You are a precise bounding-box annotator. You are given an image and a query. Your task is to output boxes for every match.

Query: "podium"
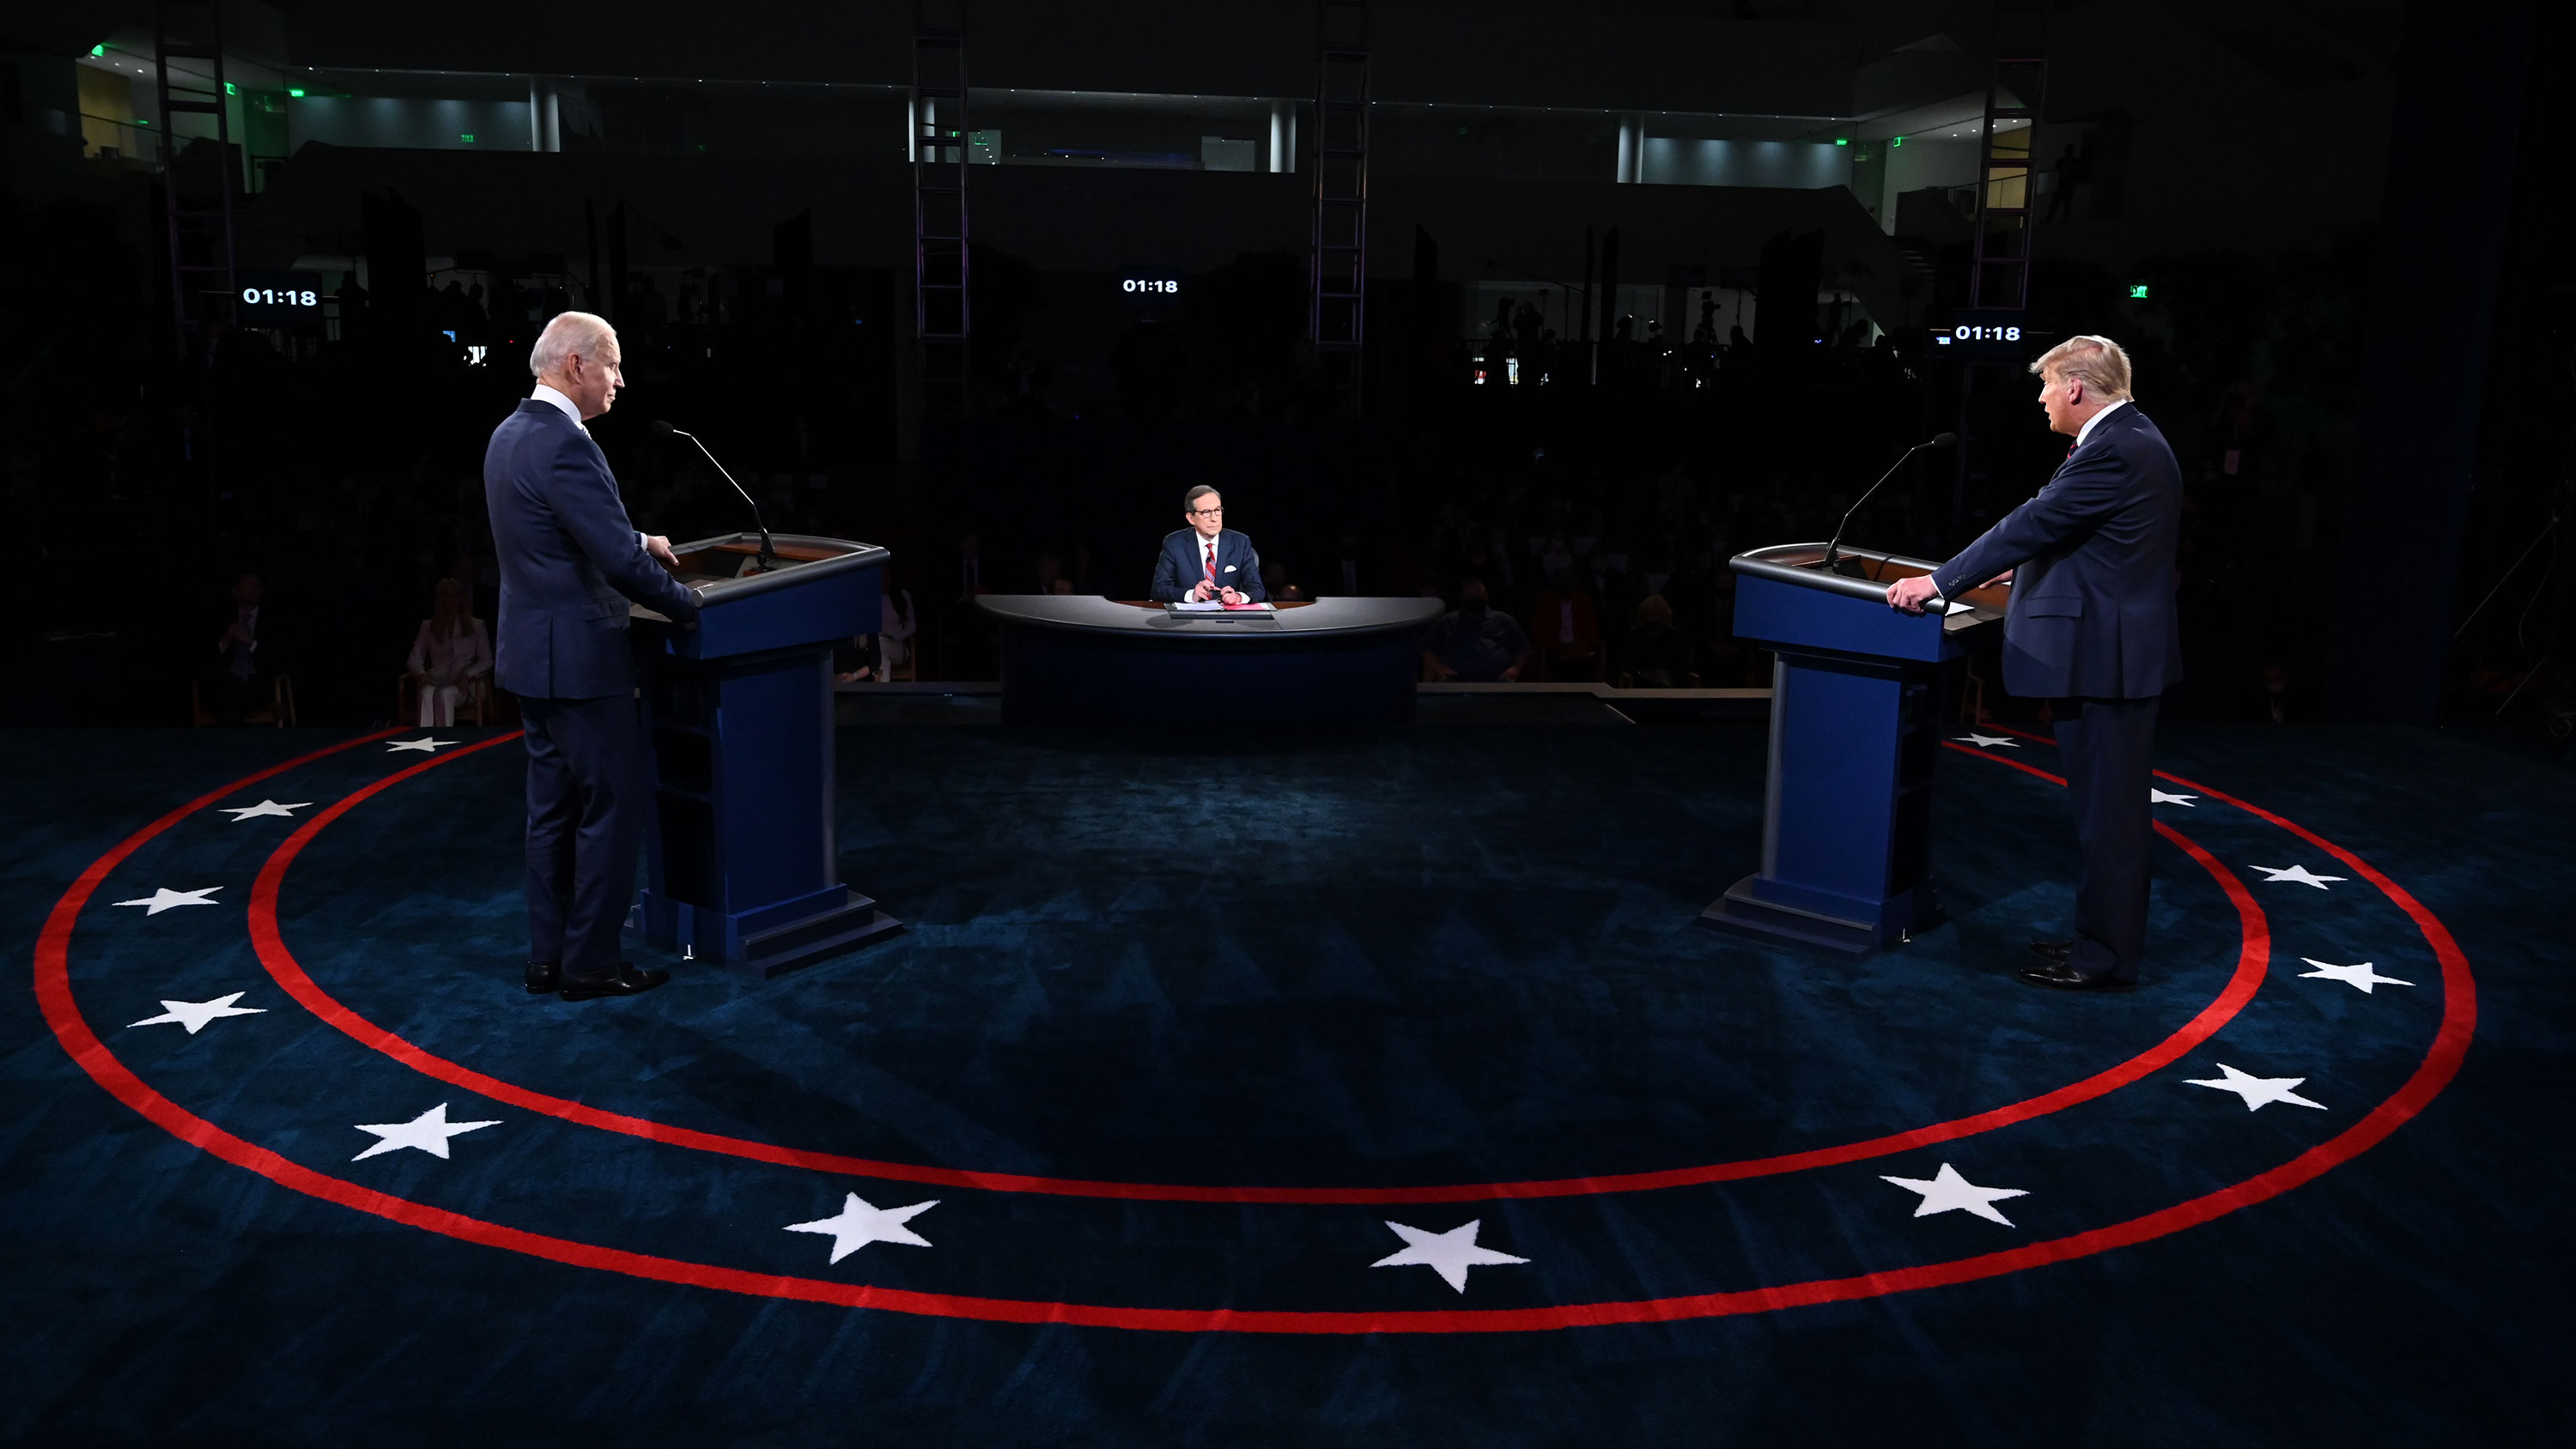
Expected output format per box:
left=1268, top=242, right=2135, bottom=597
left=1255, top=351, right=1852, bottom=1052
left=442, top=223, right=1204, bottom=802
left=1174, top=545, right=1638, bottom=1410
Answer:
left=1702, top=543, right=2005, bottom=955
left=627, top=532, right=902, bottom=978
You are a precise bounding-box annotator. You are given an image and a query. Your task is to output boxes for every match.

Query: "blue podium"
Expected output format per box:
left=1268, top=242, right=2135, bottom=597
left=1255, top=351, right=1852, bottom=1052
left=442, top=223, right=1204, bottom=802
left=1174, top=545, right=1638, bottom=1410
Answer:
left=628, top=532, right=902, bottom=979
left=1702, top=543, right=2005, bottom=955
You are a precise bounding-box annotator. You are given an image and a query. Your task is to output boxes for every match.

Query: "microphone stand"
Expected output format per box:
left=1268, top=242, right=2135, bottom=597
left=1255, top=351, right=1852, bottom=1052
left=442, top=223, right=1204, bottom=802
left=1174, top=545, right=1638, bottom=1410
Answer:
left=1821, top=433, right=1955, bottom=577
left=662, top=425, right=777, bottom=572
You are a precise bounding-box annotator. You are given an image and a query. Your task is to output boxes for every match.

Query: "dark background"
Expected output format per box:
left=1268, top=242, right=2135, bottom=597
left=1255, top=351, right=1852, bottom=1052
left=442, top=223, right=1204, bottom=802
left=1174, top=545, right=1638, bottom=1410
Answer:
left=1, top=0, right=2567, bottom=737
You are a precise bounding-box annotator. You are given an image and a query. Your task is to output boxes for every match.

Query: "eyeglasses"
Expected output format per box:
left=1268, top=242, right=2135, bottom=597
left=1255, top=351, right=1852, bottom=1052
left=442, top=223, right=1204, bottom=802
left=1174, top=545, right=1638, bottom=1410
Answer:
left=1190, top=506, right=1224, bottom=516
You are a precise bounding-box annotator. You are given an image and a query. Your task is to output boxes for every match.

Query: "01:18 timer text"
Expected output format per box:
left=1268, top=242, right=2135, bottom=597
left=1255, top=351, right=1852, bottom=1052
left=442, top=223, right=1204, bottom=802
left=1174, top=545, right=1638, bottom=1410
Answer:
left=241, top=288, right=319, bottom=306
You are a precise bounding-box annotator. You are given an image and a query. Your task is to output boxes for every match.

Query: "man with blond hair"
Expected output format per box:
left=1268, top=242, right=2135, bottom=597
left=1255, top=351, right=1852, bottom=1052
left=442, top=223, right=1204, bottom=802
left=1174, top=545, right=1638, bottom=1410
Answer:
left=487, top=311, right=702, bottom=1003
left=1886, top=335, right=2183, bottom=991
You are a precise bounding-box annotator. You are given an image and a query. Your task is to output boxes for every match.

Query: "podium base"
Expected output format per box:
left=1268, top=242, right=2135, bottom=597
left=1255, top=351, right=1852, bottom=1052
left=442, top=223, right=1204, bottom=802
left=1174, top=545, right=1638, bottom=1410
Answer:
left=631, top=888, right=903, bottom=980
left=1698, top=876, right=1915, bottom=956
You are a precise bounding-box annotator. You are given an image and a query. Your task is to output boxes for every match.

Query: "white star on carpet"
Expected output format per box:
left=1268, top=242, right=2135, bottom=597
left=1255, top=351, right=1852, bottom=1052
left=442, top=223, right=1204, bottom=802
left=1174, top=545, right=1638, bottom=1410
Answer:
left=784, top=1193, right=938, bottom=1263
left=386, top=737, right=458, bottom=754
left=112, top=887, right=222, bottom=915
left=2185, top=1063, right=2327, bottom=1112
left=2251, top=864, right=2345, bottom=890
left=350, top=1102, right=501, bottom=1161
left=1371, top=1219, right=1529, bottom=1292
left=1880, top=1163, right=2028, bottom=1227
left=221, top=799, right=311, bottom=822
left=128, top=992, right=265, bottom=1034
left=2299, top=958, right=2412, bottom=994
left=1955, top=732, right=2019, bottom=749
left=2151, top=789, right=2198, bottom=805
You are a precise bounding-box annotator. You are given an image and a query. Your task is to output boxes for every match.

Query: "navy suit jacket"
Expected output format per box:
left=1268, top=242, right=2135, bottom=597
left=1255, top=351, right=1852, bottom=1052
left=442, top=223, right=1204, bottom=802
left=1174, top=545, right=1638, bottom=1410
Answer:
left=484, top=400, right=701, bottom=700
left=1929, top=403, right=2184, bottom=700
left=1150, top=528, right=1267, bottom=603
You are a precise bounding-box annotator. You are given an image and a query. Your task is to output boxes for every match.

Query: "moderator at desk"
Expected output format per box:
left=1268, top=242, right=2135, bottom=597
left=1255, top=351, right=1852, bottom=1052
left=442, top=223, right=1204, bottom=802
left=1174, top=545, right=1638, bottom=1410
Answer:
left=976, top=595, right=1445, bottom=725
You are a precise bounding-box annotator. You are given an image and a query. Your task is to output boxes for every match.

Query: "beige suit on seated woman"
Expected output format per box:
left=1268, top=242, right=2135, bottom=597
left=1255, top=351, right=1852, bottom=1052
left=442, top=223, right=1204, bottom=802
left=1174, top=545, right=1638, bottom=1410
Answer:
left=408, top=577, right=493, bottom=726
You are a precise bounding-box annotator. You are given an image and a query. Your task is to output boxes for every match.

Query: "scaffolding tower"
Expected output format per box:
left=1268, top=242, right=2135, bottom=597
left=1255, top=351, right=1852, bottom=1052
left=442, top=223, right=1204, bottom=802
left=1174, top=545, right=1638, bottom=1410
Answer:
left=912, top=2, right=970, bottom=418
left=1309, top=0, right=1369, bottom=412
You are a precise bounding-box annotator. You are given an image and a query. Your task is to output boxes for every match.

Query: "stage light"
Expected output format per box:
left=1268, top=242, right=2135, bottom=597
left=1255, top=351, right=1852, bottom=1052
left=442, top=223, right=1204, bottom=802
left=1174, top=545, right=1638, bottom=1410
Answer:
left=1834, top=137, right=1848, bottom=145
left=289, top=88, right=304, bottom=97
left=460, top=133, right=476, bottom=142
left=90, top=44, right=105, bottom=57
left=1891, top=136, right=1903, bottom=147
left=2128, top=283, right=2150, bottom=299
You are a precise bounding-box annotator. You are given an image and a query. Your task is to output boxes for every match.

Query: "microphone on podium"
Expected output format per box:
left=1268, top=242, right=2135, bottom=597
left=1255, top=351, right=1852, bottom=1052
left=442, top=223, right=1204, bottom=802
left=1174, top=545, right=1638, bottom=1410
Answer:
left=1820, top=432, right=1957, bottom=576
left=653, top=421, right=778, bottom=572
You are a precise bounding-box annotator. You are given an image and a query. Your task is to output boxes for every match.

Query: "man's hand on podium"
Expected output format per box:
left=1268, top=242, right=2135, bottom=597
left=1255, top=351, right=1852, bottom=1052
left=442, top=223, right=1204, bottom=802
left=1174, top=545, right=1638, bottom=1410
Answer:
left=646, top=535, right=680, bottom=571
left=1218, top=585, right=1244, bottom=605
left=1886, top=574, right=1942, bottom=614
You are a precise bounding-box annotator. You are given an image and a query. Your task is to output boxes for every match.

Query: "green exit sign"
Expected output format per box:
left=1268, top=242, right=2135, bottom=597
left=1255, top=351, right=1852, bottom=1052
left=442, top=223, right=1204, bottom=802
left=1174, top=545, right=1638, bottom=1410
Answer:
left=2127, top=282, right=2150, bottom=300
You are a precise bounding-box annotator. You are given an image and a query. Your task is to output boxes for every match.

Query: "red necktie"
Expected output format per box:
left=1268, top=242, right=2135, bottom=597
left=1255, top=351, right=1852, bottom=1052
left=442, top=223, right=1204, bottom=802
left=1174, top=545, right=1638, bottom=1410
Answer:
left=1204, top=540, right=1217, bottom=587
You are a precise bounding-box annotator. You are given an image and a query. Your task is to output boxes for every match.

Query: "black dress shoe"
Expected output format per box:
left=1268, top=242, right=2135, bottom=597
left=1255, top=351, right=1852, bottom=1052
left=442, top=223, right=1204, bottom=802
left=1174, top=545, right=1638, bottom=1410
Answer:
left=2026, top=939, right=2073, bottom=965
left=2016, top=959, right=2136, bottom=992
left=525, top=961, right=561, bottom=995
left=560, top=963, right=671, bottom=1002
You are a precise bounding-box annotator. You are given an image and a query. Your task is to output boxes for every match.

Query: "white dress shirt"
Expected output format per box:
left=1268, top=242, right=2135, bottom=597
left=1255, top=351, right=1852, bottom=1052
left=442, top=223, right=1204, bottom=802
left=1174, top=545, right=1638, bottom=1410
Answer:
left=531, top=383, right=588, bottom=433
left=2074, top=397, right=2129, bottom=451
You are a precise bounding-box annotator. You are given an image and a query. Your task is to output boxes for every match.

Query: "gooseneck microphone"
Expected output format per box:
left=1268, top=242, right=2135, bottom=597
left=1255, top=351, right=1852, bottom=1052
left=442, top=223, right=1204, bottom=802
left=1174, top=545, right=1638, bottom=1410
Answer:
left=653, top=421, right=776, bottom=573
left=1820, top=431, right=1958, bottom=576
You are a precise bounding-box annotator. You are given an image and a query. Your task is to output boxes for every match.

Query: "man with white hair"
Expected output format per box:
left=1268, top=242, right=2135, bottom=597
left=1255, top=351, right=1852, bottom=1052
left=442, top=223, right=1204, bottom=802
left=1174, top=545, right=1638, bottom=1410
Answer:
left=486, top=311, right=702, bottom=1003
left=1886, top=335, right=2183, bottom=991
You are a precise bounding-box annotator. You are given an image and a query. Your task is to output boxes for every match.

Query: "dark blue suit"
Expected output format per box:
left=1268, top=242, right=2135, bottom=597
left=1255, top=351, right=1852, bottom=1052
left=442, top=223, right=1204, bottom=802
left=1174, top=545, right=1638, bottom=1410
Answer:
left=1150, top=528, right=1266, bottom=603
left=485, top=398, right=701, bottom=979
left=1930, top=403, right=2183, bottom=980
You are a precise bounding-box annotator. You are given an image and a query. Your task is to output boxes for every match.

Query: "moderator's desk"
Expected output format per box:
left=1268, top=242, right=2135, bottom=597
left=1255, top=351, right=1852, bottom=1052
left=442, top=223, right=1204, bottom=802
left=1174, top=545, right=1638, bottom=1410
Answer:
left=975, top=595, right=1445, bottom=725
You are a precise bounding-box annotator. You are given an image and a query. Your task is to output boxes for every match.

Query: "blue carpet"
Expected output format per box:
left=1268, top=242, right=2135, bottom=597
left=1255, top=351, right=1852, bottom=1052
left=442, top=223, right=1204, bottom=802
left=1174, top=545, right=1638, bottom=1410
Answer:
left=0, top=717, right=2565, bottom=1446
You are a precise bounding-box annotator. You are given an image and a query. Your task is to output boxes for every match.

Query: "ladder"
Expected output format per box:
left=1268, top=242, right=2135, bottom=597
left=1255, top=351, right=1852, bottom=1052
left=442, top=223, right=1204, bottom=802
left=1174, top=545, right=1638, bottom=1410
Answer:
left=1309, top=0, right=1369, bottom=411
left=1966, top=2, right=2048, bottom=311
left=912, top=2, right=970, bottom=418
left=1950, top=0, right=2050, bottom=543
left=154, top=0, right=237, bottom=352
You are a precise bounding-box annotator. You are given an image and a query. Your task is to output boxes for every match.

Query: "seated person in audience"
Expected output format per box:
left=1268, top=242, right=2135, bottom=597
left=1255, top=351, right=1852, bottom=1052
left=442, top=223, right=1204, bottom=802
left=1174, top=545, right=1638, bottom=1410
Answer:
left=840, top=571, right=923, bottom=683
left=203, top=572, right=281, bottom=724
left=1049, top=578, right=1075, bottom=595
left=1619, top=594, right=1698, bottom=688
left=1420, top=579, right=1530, bottom=682
left=407, top=576, right=493, bottom=725
left=1530, top=566, right=1601, bottom=681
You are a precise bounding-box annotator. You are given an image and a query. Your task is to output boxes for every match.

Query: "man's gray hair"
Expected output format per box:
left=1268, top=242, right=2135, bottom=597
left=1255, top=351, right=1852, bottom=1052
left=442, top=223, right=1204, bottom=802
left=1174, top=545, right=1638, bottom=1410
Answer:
left=530, top=311, right=617, bottom=379
left=1184, top=484, right=1221, bottom=512
left=2027, top=334, right=2133, bottom=401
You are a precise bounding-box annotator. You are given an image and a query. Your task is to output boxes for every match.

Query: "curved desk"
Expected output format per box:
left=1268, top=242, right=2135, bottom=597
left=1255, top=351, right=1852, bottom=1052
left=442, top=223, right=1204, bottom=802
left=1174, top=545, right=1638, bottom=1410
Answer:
left=975, top=595, right=1445, bottom=725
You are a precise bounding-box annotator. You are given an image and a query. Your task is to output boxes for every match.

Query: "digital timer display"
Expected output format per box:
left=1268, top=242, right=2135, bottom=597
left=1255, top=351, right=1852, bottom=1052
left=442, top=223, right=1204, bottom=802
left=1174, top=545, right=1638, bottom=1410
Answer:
left=1117, top=270, right=1183, bottom=306
left=1925, top=310, right=2046, bottom=362
left=234, top=270, right=326, bottom=328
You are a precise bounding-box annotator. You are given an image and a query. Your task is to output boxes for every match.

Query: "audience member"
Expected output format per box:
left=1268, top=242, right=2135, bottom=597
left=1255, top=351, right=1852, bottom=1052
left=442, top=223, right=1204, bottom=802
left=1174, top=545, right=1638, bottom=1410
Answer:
left=202, top=572, right=280, bottom=724
left=1530, top=567, right=1601, bottom=681
left=405, top=576, right=492, bottom=726
left=1420, top=580, right=1530, bottom=682
left=1620, top=594, right=1696, bottom=688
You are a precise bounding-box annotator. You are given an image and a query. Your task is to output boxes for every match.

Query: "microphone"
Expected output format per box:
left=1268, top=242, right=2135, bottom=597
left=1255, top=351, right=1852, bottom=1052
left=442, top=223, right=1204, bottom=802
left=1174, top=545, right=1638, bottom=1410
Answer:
left=1821, top=432, right=1957, bottom=576
left=653, top=421, right=776, bottom=573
